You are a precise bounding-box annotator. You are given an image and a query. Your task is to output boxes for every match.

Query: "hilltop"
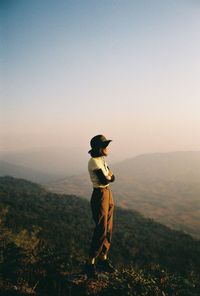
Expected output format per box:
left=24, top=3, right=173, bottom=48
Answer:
left=0, top=176, right=200, bottom=295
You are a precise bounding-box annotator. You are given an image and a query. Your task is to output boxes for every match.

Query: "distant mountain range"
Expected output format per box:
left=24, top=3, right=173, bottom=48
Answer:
left=0, top=160, right=60, bottom=183
left=45, top=151, right=200, bottom=239
left=0, top=146, right=89, bottom=177
left=1, top=151, right=200, bottom=238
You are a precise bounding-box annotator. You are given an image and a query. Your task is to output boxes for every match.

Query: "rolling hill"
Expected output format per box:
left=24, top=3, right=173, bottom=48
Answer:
left=45, top=151, right=200, bottom=239
left=0, top=160, right=60, bottom=183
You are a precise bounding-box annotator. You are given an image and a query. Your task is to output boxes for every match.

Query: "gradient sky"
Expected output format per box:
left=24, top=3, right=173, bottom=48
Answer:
left=1, top=0, right=200, bottom=160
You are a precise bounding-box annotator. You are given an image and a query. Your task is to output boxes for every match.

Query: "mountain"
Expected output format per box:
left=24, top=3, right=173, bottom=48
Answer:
left=45, top=151, right=200, bottom=239
left=0, top=176, right=200, bottom=295
left=0, top=146, right=89, bottom=177
left=0, top=160, right=60, bottom=183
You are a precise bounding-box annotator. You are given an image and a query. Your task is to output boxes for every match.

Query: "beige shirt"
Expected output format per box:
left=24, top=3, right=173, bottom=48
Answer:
left=88, top=157, right=109, bottom=188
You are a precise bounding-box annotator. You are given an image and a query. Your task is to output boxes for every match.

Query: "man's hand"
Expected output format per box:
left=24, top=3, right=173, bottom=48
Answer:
left=108, top=170, right=113, bottom=177
left=107, top=170, right=115, bottom=182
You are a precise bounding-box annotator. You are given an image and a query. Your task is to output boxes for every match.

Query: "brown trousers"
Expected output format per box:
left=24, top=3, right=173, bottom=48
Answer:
left=89, top=187, right=114, bottom=258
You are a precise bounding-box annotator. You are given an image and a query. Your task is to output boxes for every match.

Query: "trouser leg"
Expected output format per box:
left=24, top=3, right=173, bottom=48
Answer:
left=89, top=187, right=114, bottom=259
left=101, top=189, right=114, bottom=256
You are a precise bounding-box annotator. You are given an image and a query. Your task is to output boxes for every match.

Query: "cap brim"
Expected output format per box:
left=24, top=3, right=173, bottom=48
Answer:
left=102, top=140, right=112, bottom=147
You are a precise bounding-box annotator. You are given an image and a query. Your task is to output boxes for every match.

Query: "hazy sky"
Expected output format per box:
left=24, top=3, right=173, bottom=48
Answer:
left=1, top=0, right=200, bottom=160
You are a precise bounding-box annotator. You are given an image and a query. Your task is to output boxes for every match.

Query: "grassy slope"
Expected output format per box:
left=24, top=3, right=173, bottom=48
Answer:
left=0, top=176, right=200, bottom=295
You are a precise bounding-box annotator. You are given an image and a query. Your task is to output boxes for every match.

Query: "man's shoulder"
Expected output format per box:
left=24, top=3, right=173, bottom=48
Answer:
left=88, top=157, right=101, bottom=163
left=88, top=157, right=102, bottom=169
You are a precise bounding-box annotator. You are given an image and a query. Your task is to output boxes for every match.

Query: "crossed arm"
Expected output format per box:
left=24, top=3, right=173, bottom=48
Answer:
left=94, top=169, right=115, bottom=185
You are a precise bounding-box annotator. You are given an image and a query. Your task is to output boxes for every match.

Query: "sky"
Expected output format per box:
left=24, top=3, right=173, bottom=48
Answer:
left=1, top=0, right=200, bottom=161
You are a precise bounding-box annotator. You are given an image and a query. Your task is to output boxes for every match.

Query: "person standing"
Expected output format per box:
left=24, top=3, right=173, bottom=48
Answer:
left=85, top=135, right=115, bottom=277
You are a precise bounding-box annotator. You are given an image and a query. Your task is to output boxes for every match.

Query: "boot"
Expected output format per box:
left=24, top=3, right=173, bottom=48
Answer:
left=84, top=263, right=97, bottom=278
left=97, top=259, right=115, bottom=273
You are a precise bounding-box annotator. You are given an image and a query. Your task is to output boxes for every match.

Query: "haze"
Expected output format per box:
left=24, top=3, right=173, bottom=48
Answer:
left=1, top=0, right=200, bottom=163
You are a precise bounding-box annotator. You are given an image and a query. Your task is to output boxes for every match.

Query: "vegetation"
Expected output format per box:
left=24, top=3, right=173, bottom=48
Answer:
left=0, top=176, right=200, bottom=295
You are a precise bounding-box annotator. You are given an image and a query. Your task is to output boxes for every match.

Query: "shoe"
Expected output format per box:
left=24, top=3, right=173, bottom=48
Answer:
left=97, top=259, right=115, bottom=273
left=84, top=263, right=97, bottom=278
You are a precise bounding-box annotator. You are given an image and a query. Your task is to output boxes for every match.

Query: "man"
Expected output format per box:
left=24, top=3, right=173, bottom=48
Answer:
left=85, top=134, right=115, bottom=277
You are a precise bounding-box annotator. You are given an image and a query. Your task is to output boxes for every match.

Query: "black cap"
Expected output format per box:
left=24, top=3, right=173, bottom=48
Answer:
left=88, top=135, right=112, bottom=153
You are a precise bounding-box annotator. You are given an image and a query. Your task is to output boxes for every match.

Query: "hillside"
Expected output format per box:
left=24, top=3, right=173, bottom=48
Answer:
left=45, top=151, right=200, bottom=238
left=0, top=176, right=200, bottom=295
